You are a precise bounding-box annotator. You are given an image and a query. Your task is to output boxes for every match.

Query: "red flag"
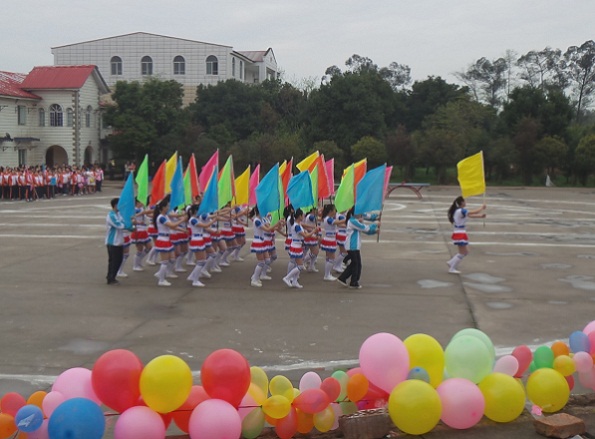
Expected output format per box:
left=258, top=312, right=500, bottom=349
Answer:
left=199, top=150, right=219, bottom=192
left=383, top=166, right=393, bottom=199
left=325, top=158, right=335, bottom=196
left=150, top=159, right=166, bottom=205
left=281, top=158, right=293, bottom=202
left=249, top=164, right=260, bottom=206
left=188, top=154, right=200, bottom=198
left=353, top=159, right=367, bottom=196
left=308, top=155, right=330, bottom=200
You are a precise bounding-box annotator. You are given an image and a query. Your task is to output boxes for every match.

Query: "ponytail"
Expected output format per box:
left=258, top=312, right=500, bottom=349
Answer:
left=447, top=196, right=465, bottom=224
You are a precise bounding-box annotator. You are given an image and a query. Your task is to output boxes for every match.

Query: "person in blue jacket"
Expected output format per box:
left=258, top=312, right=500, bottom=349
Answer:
left=105, top=198, right=126, bottom=285
left=336, top=207, right=379, bottom=288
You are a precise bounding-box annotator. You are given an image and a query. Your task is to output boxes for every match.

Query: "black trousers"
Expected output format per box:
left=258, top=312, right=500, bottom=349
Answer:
left=106, top=245, right=124, bottom=283
left=338, top=250, right=362, bottom=286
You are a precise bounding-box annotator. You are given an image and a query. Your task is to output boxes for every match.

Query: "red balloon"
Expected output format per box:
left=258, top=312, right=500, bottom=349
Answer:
left=512, top=345, right=533, bottom=378
left=0, top=392, right=26, bottom=416
left=321, top=377, right=341, bottom=402
left=201, top=349, right=250, bottom=407
left=293, top=389, right=330, bottom=414
left=92, top=349, right=143, bottom=413
left=363, top=381, right=388, bottom=401
left=565, top=374, right=575, bottom=391
left=172, top=385, right=210, bottom=433
left=276, top=407, right=298, bottom=439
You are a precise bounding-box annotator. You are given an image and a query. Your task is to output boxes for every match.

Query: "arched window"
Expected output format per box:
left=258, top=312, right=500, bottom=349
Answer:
left=39, top=108, right=45, bottom=127
left=110, top=56, right=122, bottom=75
left=49, top=104, right=63, bottom=127
left=86, top=106, right=93, bottom=128
left=141, top=56, right=153, bottom=75
left=66, top=108, right=73, bottom=127
left=173, top=55, right=185, bottom=75
left=206, top=55, right=218, bottom=75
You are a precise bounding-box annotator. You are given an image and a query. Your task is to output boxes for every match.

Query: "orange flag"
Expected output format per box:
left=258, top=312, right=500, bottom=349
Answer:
left=150, top=160, right=166, bottom=205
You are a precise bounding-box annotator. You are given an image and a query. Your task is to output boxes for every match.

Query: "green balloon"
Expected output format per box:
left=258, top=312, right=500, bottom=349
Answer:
left=445, top=335, right=493, bottom=383
left=533, top=346, right=555, bottom=369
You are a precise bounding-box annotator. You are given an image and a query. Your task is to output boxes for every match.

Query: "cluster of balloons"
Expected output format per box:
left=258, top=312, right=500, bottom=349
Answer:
left=2, top=322, right=595, bottom=438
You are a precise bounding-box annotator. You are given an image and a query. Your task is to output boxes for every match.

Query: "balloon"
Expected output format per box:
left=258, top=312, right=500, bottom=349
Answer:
left=47, top=398, right=105, bottom=439
left=42, top=391, right=65, bottom=418
left=299, top=371, right=322, bottom=392
left=578, top=369, right=595, bottom=390
left=27, top=391, right=47, bottom=410
left=269, top=375, right=295, bottom=401
left=140, top=355, right=192, bottom=414
left=15, top=404, right=44, bottom=433
left=533, top=346, right=555, bottom=369
left=478, top=373, right=525, bottom=423
left=262, top=395, right=291, bottom=419
left=339, top=401, right=358, bottom=416
left=188, top=399, right=241, bottom=439
left=295, top=409, right=314, bottom=434
left=437, top=378, right=484, bottom=429
left=588, top=332, right=595, bottom=355
left=0, top=413, right=17, bottom=438
left=445, top=335, right=493, bottom=383
left=404, top=333, right=445, bottom=388
left=241, top=407, right=264, bottom=439
left=512, top=345, right=532, bottom=378
left=247, top=383, right=266, bottom=406
left=27, top=419, right=49, bottom=439
left=292, top=389, right=330, bottom=414
left=565, top=375, right=575, bottom=391
left=569, top=330, right=590, bottom=353
left=583, top=320, right=595, bottom=336
left=330, top=402, right=342, bottom=430
left=526, top=369, right=569, bottom=413
left=92, top=349, right=143, bottom=413
left=346, top=373, right=369, bottom=402
left=201, top=349, right=251, bottom=407
left=388, top=380, right=441, bottom=435
left=320, top=377, right=341, bottom=402
left=275, top=407, right=297, bottom=439
left=313, top=406, right=335, bottom=433
left=574, top=351, right=594, bottom=373
left=172, top=385, right=210, bottom=433
left=452, top=328, right=496, bottom=363
left=551, top=341, right=570, bottom=357
left=114, top=406, right=165, bottom=439
left=250, top=367, right=268, bottom=395
left=1, top=392, right=26, bottom=416
left=52, top=368, right=100, bottom=405
left=330, top=370, right=349, bottom=402
left=407, top=367, right=430, bottom=383
left=553, top=355, right=576, bottom=376
left=493, top=355, right=519, bottom=376
left=359, top=332, right=409, bottom=393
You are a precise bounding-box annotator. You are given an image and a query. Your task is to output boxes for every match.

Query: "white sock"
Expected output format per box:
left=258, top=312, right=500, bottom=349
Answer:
left=452, top=254, right=465, bottom=270
left=175, top=253, right=186, bottom=270
left=310, top=254, right=318, bottom=270
left=147, top=247, right=157, bottom=263
left=134, top=252, right=143, bottom=268
left=118, top=254, right=129, bottom=274
left=189, top=261, right=205, bottom=281
left=156, top=262, right=168, bottom=282
left=262, top=258, right=271, bottom=277
left=287, top=259, right=297, bottom=275
left=334, top=253, right=346, bottom=270
left=325, top=259, right=334, bottom=278
left=252, top=262, right=264, bottom=282
left=288, top=266, right=301, bottom=282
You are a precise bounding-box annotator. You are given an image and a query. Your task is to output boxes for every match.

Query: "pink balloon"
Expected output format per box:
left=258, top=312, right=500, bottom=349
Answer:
left=27, top=419, right=49, bottom=439
left=583, top=320, right=595, bottom=336
left=114, top=406, right=166, bottom=439
left=578, top=368, right=595, bottom=390
left=437, top=378, right=485, bottom=429
left=359, top=333, right=409, bottom=393
left=493, top=355, right=519, bottom=376
left=511, top=345, right=532, bottom=378
left=238, top=393, right=257, bottom=421
left=52, top=367, right=101, bottom=404
left=41, top=391, right=65, bottom=417
left=189, top=399, right=241, bottom=439
left=299, top=372, right=322, bottom=391
left=330, top=402, right=342, bottom=430
left=574, top=351, right=594, bottom=373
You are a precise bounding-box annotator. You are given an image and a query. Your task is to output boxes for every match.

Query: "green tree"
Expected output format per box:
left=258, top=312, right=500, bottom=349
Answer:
left=574, top=134, right=595, bottom=185
left=512, top=117, right=540, bottom=185
left=517, top=47, right=562, bottom=90
left=385, top=125, right=416, bottom=180
left=351, top=136, right=387, bottom=168
left=455, top=57, right=508, bottom=108
left=534, top=136, right=568, bottom=178
left=560, top=40, right=595, bottom=121
left=485, top=137, right=517, bottom=182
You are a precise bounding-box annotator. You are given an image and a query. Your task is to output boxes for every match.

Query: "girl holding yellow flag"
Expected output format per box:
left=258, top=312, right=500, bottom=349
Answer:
left=446, top=196, right=486, bottom=274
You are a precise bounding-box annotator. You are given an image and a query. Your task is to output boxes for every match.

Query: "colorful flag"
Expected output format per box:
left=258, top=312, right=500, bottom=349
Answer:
left=249, top=164, right=260, bottom=206
left=256, top=163, right=280, bottom=215
left=117, top=172, right=135, bottom=230
left=383, top=166, right=393, bottom=199
left=187, top=153, right=200, bottom=199
left=218, top=155, right=234, bottom=209
left=135, top=154, right=149, bottom=206
left=287, top=171, right=314, bottom=210
left=325, top=158, right=335, bottom=196
left=170, top=156, right=185, bottom=210
left=280, top=158, right=293, bottom=195
left=296, top=151, right=319, bottom=172
left=150, top=160, right=166, bottom=205
left=355, top=164, right=387, bottom=214
left=353, top=158, right=367, bottom=193
left=165, top=152, right=178, bottom=192
left=310, top=163, right=319, bottom=206
left=183, top=168, right=192, bottom=206
left=309, top=154, right=330, bottom=199
left=198, top=166, right=219, bottom=215
left=234, top=165, right=250, bottom=206
left=335, top=164, right=355, bottom=212
left=457, top=151, right=485, bottom=198
left=199, top=150, right=219, bottom=192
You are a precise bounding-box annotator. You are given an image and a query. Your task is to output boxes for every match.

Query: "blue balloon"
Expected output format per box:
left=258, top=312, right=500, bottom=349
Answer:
left=569, top=330, right=591, bottom=353
left=15, top=404, right=44, bottom=433
left=407, top=366, right=430, bottom=383
left=48, top=398, right=105, bottom=439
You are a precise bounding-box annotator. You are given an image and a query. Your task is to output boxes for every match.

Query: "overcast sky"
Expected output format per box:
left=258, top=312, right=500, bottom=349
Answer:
left=3, top=1, right=594, bottom=86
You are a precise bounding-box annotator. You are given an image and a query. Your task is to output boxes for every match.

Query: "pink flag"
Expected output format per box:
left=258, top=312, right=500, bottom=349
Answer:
left=383, top=166, right=393, bottom=199
left=249, top=163, right=260, bottom=206
left=199, top=150, right=219, bottom=192
left=325, top=158, right=335, bottom=196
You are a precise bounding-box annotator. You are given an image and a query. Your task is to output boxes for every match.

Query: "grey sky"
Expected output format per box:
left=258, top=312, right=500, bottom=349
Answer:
left=3, top=1, right=594, bottom=86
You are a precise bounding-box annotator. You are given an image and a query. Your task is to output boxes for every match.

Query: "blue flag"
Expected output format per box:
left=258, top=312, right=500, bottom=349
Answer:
left=355, top=164, right=386, bottom=215
left=170, top=156, right=185, bottom=210
left=286, top=171, right=314, bottom=210
left=256, top=163, right=280, bottom=215
left=117, top=172, right=135, bottom=230
left=198, top=166, right=219, bottom=215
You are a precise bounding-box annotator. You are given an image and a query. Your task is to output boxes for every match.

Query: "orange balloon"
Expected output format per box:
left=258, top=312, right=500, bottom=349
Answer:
left=18, top=432, right=28, bottom=439
left=0, top=393, right=26, bottom=416
left=27, top=391, right=47, bottom=412
left=264, top=414, right=278, bottom=426
left=347, top=373, right=369, bottom=402
left=0, top=413, right=17, bottom=438
left=551, top=341, right=570, bottom=358
left=295, top=409, right=314, bottom=434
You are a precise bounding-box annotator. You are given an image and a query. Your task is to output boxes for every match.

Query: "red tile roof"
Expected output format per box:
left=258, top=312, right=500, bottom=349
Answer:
left=0, top=71, right=41, bottom=100
left=20, top=65, right=98, bottom=90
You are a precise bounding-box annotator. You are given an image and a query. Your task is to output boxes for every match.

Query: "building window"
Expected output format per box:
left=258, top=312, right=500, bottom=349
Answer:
left=111, top=56, right=122, bottom=75
left=67, top=108, right=73, bottom=127
left=17, top=105, right=27, bottom=125
left=86, top=106, right=92, bottom=128
left=18, top=149, right=26, bottom=166
left=240, top=60, right=243, bottom=79
left=39, top=108, right=45, bottom=126
left=173, top=55, right=185, bottom=75
left=49, top=104, right=63, bottom=127
left=206, top=55, right=218, bottom=75
left=232, top=58, right=236, bottom=77
left=141, top=56, right=153, bottom=75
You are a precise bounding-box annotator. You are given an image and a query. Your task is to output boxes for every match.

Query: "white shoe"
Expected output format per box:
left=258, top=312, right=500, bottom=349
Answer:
left=260, top=275, right=272, bottom=281
left=235, top=256, right=244, bottom=262
left=324, top=275, right=337, bottom=282
left=267, top=266, right=272, bottom=273
left=333, top=266, right=344, bottom=273
left=310, top=266, right=319, bottom=273
left=175, top=267, right=187, bottom=273
left=186, top=260, right=196, bottom=266
left=192, top=280, right=205, bottom=287
left=211, top=266, right=222, bottom=273
left=133, top=266, right=144, bottom=272
left=293, top=281, right=303, bottom=289
left=166, top=273, right=178, bottom=279
left=219, top=261, right=230, bottom=267
left=116, top=272, right=128, bottom=278
left=158, top=280, right=171, bottom=287
left=201, top=270, right=212, bottom=279
left=282, top=276, right=293, bottom=288
left=449, top=269, right=461, bottom=274
left=251, top=279, right=262, bottom=287
left=146, top=260, right=156, bottom=266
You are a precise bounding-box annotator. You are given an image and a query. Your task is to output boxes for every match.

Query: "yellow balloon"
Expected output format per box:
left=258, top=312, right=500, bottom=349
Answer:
left=404, top=333, right=445, bottom=388
left=269, top=375, right=295, bottom=401
left=248, top=382, right=267, bottom=405
left=313, top=406, right=335, bottom=433
left=250, top=366, right=269, bottom=394
left=388, top=380, right=441, bottom=435
left=262, top=395, right=291, bottom=419
left=553, top=355, right=576, bottom=377
left=478, top=373, right=525, bottom=423
left=526, top=369, right=569, bottom=413
left=139, top=355, right=192, bottom=413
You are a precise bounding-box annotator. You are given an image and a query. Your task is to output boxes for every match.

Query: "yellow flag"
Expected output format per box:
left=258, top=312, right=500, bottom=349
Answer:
left=234, top=165, right=250, bottom=206
left=296, top=151, right=319, bottom=172
left=165, top=151, right=178, bottom=191
left=457, top=151, right=485, bottom=198
left=279, top=160, right=287, bottom=175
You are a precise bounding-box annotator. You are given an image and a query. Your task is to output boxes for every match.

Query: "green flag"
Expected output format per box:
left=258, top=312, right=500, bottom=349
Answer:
left=183, top=168, right=192, bottom=206
left=269, top=173, right=285, bottom=226
left=335, top=164, right=355, bottom=212
left=309, top=164, right=319, bottom=210
left=135, top=154, right=149, bottom=206
left=218, top=155, right=234, bottom=209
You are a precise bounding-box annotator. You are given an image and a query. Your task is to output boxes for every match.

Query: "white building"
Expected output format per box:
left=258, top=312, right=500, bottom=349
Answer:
left=52, top=32, right=278, bottom=105
left=0, top=66, right=110, bottom=168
